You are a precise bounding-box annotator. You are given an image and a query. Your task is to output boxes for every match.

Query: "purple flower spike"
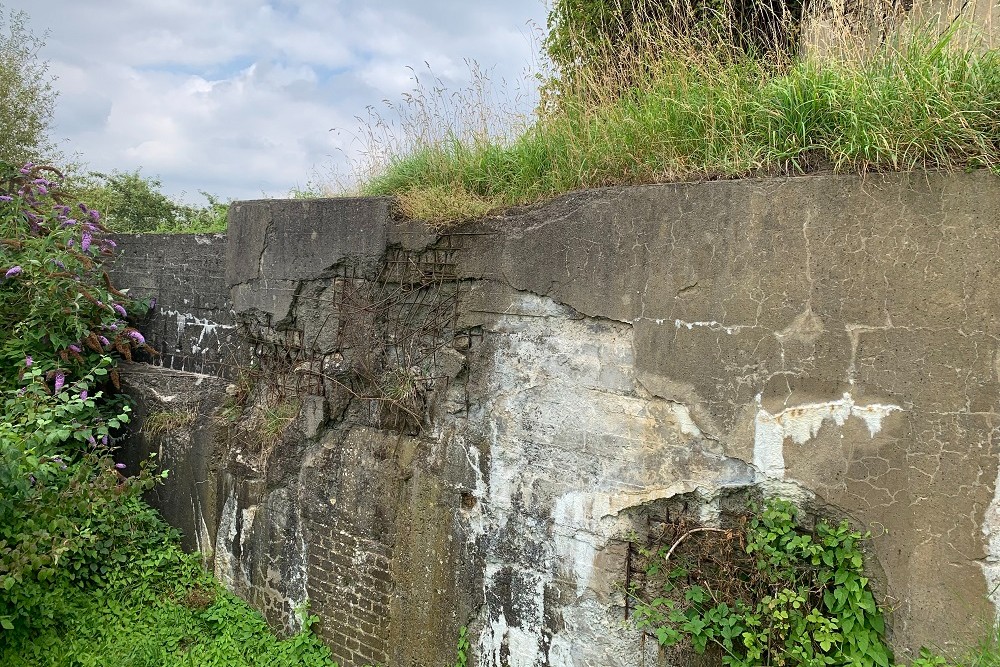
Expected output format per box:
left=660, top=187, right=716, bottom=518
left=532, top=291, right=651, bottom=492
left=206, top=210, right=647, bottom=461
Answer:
left=101, top=435, right=108, bottom=445
left=79, top=390, right=88, bottom=400
left=126, top=330, right=145, bottom=344
left=25, top=355, right=32, bottom=367
left=113, top=303, right=127, bottom=317
left=67, top=238, right=74, bottom=248
left=69, top=344, right=81, bottom=353
left=5, top=266, right=22, bottom=278
left=61, top=219, right=77, bottom=228
left=82, top=233, right=92, bottom=253
left=89, top=210, right=100, bottom=222
left=0, top=195, right=12, bottom=202
left=37, top=185, right=47, bottom=196
left=115, top=463, right=126, bottom=470
left=54, top=371, right=65, bottom=393
left=78, top=203, right=87, bottom=212
left=102, top=239, right=117, bottom=249
left=98, top=335, right=110, bottom=347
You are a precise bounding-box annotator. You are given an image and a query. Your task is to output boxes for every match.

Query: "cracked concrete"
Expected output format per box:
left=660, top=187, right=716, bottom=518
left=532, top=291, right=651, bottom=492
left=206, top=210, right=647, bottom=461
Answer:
left=117, top=171, right=1000, bottom=665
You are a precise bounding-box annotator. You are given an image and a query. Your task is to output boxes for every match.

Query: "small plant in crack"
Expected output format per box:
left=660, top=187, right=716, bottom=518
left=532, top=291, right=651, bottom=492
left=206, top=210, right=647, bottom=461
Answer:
left=141, top=409, right=196, bottom=436
left=379, top=365, right=422, bottom=403
left=256, top=400, right=300, bottom=447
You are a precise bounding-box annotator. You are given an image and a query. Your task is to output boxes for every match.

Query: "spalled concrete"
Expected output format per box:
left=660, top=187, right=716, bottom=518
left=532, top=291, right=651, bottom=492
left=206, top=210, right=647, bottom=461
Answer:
left=117, top=171, right=1000, bottom=666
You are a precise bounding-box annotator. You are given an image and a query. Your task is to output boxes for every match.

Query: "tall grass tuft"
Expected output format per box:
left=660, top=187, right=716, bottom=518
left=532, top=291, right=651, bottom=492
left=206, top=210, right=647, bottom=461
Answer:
left=350, top=1, right=1000, bottom=225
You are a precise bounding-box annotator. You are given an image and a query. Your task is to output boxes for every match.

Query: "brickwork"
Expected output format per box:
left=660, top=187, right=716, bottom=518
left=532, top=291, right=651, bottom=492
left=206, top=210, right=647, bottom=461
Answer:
left=107, top=233, right=241, bottom=377
left=307, top=527, right=392, bottom=667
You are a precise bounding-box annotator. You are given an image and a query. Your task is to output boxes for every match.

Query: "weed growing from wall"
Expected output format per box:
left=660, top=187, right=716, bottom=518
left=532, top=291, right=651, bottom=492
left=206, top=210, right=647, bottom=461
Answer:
left=629, top=498, right=944, bottom=666
left=454, top=625, right=470, bottom=667
left=142, top=408, right=198, bottom=436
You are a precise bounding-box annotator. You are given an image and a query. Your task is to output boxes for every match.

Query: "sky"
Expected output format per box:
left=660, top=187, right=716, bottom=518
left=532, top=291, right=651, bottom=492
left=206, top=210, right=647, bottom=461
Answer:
left=4, top=0, right=549, bottom=204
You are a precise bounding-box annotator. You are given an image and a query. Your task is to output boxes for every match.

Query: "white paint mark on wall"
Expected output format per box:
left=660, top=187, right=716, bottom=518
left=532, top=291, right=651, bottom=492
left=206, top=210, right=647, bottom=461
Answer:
left=478, top=563, right=550, bottom=667
left=191, top=495, right=213, bottom=562
left=215, top=492, right=238, bottom=589
left=161, top=308, right=236, bottom=354
left=670, top=402, right=703, bottom=438
left=674, top=319, right=741, bottom=334
left=552, top=493, right=602, bottom=598
left=753, top=393, right=902, bottom=479
left=981, top=462, right=1000, bottom=623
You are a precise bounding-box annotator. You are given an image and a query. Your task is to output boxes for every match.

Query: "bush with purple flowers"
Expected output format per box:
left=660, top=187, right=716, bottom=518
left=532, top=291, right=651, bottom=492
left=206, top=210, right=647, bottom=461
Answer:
left=0, top=161, right=152, bottom=394
left=0, top=161, right=154, bottom=642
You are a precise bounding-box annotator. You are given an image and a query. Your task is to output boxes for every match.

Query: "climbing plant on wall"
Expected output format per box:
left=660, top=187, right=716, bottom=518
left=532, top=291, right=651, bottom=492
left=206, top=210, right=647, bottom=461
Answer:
left=630, top=498, right=909, bottom=666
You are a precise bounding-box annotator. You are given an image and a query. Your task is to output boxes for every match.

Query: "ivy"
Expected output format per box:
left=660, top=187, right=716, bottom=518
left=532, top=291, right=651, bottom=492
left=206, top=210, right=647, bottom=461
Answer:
left=630, top=498, right=942, bottom=667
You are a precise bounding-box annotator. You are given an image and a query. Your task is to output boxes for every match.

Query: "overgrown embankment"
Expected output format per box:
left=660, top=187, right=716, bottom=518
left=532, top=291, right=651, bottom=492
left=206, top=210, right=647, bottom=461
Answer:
left=357, top=2, right=1000, bottom=224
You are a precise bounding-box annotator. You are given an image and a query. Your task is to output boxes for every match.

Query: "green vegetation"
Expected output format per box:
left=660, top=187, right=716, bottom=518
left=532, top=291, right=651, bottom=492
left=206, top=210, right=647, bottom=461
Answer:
left=142, top=409, right=197, bottom=436
left=0, top=498, right=337, bottom=667
left=0, top=162, right=334, bottom=665
left=0, top=6, right=57, bottom=165
left=632, top=499, right=895, bottom=665
left=357, top=1, right=1000, bottom=224
left=628, top=498, right=998, bottom=667
left=453, top=626, right=470, bottom=667
left=74, top=170, right=229, bottom=234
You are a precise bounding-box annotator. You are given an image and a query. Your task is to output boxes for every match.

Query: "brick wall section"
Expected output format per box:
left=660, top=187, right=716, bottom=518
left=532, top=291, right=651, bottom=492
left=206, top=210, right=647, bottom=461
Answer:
left=307, top=528, right=392, bottom=667
left=106, top=233, right=240, bottom=377
left=297, top=426, right=404, bottom=667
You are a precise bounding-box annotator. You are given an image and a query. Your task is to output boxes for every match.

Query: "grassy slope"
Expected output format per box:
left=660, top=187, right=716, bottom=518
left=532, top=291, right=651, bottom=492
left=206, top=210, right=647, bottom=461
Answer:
left=361, top=34, right=1000, bottom=224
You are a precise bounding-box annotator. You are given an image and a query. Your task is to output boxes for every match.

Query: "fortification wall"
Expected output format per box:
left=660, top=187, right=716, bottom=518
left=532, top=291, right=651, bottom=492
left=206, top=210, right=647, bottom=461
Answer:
left=115, top=172, right=1000, bottom=666
left=107, top=232, right=240, bottom=376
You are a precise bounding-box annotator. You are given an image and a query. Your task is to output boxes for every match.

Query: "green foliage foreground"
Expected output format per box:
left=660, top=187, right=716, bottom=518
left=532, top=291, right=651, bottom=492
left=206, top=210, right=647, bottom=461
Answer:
left=0, top=499, right=338, bottom=667
left=0, top=162, right=335, bottom=665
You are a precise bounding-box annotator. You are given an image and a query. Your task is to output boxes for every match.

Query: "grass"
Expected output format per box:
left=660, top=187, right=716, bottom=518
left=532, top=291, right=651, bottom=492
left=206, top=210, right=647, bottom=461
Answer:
left=0, top=499, right=337, bottom=667
left=351, top=13, right=1000, bottom=225
left=142, top=409, right=197, bottom=436
left=2, top=577, right=338, bottom=667
left=257, top=400, right=299, bottom=446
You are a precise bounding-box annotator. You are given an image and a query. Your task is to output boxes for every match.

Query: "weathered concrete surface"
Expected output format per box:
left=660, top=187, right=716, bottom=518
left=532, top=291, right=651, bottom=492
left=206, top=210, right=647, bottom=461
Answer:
left=225, top=197, right=390, bottom=324
left=108, top=233, right=240, bottom=377
left=119, top=363, right=230, bottom=556
left=456, top=171, right=1000, bottom=659
left=118, top=171, right=1000, bottom=666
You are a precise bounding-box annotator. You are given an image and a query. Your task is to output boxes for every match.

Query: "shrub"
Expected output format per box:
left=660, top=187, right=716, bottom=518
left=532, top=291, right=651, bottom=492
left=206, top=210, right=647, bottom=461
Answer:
left=73, top=169, right=229, bottom=234
left=0, top=160, right=152, bottom=641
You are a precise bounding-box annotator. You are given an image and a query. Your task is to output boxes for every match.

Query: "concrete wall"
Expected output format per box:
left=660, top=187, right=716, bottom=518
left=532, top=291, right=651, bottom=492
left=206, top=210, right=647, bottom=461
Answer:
left=108, top=233, right=240, bottom=377
left=118, top=173, right=1000, bottom=666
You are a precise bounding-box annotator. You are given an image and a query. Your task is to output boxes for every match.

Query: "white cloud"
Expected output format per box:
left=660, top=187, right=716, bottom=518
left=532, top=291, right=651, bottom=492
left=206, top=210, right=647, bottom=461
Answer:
left=5, top=0, right=548, bottom=202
